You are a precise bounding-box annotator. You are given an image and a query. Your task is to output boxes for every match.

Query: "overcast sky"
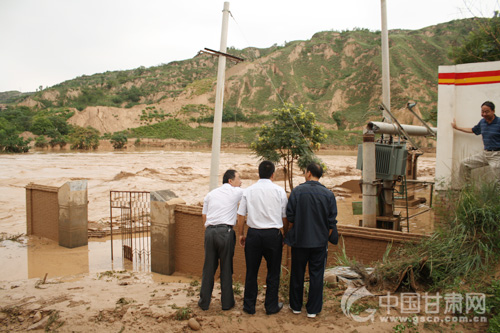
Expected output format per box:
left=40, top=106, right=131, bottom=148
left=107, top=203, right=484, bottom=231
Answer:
left=1, top=0, right=499, bottom=93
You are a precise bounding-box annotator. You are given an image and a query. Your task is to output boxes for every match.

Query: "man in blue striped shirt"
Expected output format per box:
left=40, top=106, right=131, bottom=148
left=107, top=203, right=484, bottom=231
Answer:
left=451, top=101, right=500, bottom=186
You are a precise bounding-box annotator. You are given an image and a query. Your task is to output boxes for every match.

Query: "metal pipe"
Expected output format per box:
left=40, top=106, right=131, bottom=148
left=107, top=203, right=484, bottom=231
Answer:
left=362, top=130, right=377, bottom=228
left=368, top=121, right=437, bottom=137
left=209, top=2, right=230, bottom=191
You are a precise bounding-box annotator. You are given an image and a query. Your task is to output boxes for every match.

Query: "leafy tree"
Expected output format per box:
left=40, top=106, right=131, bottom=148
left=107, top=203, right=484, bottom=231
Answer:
left=0, top=106, right=33, bottom=131
left=68, top=126, right=100, bottom=150
left=0, top=118, right=31, bottom=153
left=47, top=115, right=70, bottom=135
left=251, top=103, right=327, bottom=191
left=450, top=15, right=500, bottom=64
left=110, top=132, right=128, bottom=149
left=49, top=135, right=68, bottom=149
left=34, top=135, right=49, bottom=148
left=30, top=117, right=55, bottom=136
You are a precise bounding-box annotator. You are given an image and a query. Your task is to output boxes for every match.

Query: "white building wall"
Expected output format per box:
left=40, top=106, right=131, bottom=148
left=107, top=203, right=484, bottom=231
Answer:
left=436, top=61, right=500, bottom=189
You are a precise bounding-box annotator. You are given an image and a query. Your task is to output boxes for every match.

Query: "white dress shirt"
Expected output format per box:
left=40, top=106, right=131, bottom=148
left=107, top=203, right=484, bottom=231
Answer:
left=237, top=179, right=287, bottom=229
left=202, top=183, right=243, bottom=227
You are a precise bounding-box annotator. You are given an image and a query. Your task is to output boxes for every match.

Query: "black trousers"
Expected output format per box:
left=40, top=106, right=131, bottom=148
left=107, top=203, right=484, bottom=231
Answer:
left=198, top=225, right=235, bottom=310
left=289, top=246, right=327, bottom=315
left=243, top=228, right=283, bottom=314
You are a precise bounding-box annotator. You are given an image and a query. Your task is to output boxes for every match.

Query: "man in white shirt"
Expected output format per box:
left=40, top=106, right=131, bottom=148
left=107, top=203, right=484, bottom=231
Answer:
left=198, top=169, right=243, bottom=311
left=237, top=161, right=288, bottom=315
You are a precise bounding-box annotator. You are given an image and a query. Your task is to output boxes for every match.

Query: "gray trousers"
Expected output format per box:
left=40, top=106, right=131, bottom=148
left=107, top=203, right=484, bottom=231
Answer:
left=459, top=150, right=500, bottom=185
left=198, top=225, right=235, bottom=310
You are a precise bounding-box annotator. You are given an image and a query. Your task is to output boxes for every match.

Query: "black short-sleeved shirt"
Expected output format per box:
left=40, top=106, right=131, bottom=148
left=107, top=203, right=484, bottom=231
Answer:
left=285, top=180, right=337, bottom=248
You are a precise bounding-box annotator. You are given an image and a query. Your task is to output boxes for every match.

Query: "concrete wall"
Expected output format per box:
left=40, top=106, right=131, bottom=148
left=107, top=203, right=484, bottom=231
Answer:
left=436, top=61, right=500, bottom=189
left=171, top=204, right=426, bottom=282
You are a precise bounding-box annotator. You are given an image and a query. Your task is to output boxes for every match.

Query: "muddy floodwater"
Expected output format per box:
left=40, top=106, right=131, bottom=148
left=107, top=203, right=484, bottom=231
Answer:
left=0, top=148, right=436, bottom=282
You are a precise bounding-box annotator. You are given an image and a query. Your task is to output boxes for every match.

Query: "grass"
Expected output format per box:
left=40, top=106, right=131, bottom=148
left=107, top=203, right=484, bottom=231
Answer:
left=45, top=310, right=65, bottom=331
left=172, top=306, right=192, bottom=320
left=379, top=180, right=500, bottom=291
left=233, top=281, right=243, bottom=296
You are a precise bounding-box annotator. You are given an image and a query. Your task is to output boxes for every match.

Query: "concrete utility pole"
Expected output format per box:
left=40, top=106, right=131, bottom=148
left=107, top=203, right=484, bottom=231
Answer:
left=209, top=2, right=230, bottom=191
left=380, top=0, right=395, bottom=223
left=380, top=0, right=391, bottom=121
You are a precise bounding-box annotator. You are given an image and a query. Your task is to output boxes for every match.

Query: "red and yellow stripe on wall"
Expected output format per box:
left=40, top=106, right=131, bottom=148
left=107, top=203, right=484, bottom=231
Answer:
left=438, top=70, right=500, bottom=85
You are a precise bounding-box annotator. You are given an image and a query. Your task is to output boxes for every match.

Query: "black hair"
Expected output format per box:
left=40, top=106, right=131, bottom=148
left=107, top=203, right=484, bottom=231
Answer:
left=307, top=162, right=323, bottom=179
left=482, top=101, right=496, bottom=111
left=222, top=169, right=237, bottom=184
left=258, top=161, right=275, bottom=179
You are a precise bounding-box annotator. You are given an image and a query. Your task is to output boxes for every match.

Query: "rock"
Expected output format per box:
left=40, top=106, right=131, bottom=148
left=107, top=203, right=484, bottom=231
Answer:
left=32, top=311, right=42, bottom=323
left=27, top=316, right=49, bottom=331
left=0, top=312, right=8, bottom=321
left=188, top=318, right=201, bottom=331
left=324, top=272, right=338, bottom=284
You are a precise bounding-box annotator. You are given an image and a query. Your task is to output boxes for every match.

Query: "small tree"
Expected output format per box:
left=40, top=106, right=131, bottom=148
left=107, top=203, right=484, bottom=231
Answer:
left=0, top=118, right=31, bottom=153
left=34, top=135, right=49, bottom=148
left=49, top=135, right=68, bottom=149
left=68, top=126, right=100, bottom=150
left=110, top=132, right=128, bottom=149
left=251, top=103, right=327, bottom=191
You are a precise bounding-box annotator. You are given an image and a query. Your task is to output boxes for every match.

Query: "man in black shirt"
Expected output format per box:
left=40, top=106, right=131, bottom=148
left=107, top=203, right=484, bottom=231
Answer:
left=285, top=162, right=338, bottom=318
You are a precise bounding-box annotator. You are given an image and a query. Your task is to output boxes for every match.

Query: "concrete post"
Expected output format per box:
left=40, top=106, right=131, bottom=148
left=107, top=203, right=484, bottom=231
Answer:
left=58, top=180, right=88, bottom=248
left=209, top=1, right=230, bottom=191
left=362, top=130, right=377, bottom=228
left=150, top=189, right=185, bottom=276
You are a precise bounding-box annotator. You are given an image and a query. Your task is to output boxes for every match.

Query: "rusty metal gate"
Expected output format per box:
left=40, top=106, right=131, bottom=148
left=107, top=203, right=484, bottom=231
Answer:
left=110, top=191, right=151, bottom=268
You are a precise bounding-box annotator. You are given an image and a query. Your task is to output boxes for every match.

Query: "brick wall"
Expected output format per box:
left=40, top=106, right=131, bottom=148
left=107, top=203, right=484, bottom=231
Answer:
left=174, top=204, right=427, bottom=282
left=26, top=183, right=59, bottom=242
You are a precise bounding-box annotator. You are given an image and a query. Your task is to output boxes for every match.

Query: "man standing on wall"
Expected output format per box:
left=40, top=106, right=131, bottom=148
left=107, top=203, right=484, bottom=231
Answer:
left=237, top=161, right=288, bottom=315
left=198, top=169, right=243, bottom=311
left=451, top=101, right=500, bottom=186
left=285, top=162, right=338, bottom=318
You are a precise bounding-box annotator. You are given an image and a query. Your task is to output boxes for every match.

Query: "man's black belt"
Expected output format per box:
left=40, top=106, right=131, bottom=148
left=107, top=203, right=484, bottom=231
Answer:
left=485, top=148, right=500, bottom=151
left=207, top=224, right=233, bottom=228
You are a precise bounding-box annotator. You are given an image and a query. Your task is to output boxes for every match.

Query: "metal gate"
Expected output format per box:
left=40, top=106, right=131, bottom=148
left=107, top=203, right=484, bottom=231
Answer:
left=110, top=191, right=151, bottom=267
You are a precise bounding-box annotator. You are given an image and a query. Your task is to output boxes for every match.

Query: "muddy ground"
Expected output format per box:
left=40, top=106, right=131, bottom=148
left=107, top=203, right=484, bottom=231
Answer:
left=1, top=147, right=484, bottom=332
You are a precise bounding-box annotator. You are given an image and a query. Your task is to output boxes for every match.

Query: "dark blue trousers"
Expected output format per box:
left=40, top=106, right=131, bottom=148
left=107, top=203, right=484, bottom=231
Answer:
left=289, top=246, right=327, bottom=315
left=243, top=228, right=283, bottom=314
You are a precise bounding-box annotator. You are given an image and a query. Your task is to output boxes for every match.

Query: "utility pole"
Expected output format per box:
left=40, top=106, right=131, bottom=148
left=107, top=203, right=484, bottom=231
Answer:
left=380, top=0, right=395, bottom=223
left=209, top=2, right=230, bottom=191
left=381, top=0, right=391, bottom=121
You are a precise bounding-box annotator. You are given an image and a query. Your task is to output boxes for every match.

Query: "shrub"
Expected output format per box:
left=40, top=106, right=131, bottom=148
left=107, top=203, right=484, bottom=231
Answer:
left=49, top=135, right=68, bottom=148
left=0, top=118, right=31, bottom=153
left=379, top=181, right=500, bottom=289
left=110, top=132, right=128, bottom=149
left=68, top=126, right=100, bottom=150
left=34, top=135, right=49, bottom=148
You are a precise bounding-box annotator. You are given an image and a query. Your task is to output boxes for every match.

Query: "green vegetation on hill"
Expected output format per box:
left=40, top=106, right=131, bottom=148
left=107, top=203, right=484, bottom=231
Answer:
left=1, top=18, right=496, bottom=152
left=0, top=91, right=33, bottom=104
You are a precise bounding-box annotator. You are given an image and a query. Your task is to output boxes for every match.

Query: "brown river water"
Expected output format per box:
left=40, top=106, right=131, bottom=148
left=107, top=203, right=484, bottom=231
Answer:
left=0, top=149, right=436, bottom=282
